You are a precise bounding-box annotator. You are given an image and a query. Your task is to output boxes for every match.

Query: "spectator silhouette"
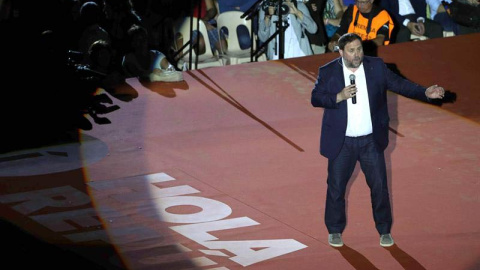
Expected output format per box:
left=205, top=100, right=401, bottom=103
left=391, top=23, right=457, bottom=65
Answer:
left=75, top=1, right=111, bottom=56
left=122, top=24, right=183, bottom=82
left=85, top=40, right=125, bottom=91
left=38, top=30, right=95, bottom=134
left=304, top=0, right=329, bottom=54
left=101, top=0, right=142, bottom=64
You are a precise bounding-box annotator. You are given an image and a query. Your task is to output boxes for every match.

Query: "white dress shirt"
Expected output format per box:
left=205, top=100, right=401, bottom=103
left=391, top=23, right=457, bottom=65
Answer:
left=398, top=0, right=415, bottom=16
left=343, top=63, right=373, bottom=137
left=398, top=0, right=425, bottom=26
left=426, top=0, right=452, bottom=19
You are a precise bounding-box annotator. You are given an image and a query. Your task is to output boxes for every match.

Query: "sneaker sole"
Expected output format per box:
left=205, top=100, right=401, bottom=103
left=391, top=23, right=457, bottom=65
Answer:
left=380, top=242, right=394, bottom=247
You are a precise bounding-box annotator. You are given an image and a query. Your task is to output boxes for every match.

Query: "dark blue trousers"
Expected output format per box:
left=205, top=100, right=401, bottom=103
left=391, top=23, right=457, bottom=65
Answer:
left=325, top=134, right=392, bottom=235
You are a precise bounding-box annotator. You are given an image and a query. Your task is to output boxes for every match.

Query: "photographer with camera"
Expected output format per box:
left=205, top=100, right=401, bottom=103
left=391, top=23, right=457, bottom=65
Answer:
left=258, top=0, right=317, bottom=60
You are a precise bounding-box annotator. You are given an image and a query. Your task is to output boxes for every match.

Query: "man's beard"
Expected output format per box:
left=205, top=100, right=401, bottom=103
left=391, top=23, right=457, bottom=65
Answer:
left=343, top=56, right=363, bottom=68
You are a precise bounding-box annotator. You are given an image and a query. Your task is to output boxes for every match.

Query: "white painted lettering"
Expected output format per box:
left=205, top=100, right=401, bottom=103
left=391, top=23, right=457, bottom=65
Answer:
left=205, top=239, right=307, bottom=267
left=170, top=217, right=259, bottom=243
left=0, top=186, right=90, bottom=215
left=156, top=196, right=232, bottom=223
left=112, top=185, right=200, bottom=202
left=31, top=208, right=101, bottom=232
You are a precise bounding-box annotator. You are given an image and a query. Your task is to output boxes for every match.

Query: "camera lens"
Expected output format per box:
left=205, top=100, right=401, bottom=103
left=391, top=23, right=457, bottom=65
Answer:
left=280, top=3, right=290, bottom=15
left=262, top=0, right=295, bottom=16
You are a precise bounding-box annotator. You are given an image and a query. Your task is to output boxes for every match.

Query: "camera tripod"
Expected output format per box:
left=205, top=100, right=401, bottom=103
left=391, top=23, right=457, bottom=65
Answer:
left=241, top=0, right=290, bottom=60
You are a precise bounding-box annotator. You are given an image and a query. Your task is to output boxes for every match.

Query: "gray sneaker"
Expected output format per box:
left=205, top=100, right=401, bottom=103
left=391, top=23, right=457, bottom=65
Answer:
left=328, top=233, right=344, bottom=247
left=380, top=234, right=394, bottom=247
left=149, top=66, right=184, bottom=82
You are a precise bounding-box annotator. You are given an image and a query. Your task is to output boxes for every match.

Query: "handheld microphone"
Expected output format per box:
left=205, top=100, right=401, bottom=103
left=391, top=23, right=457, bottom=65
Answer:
left=349, top=74, right=356, bottom=104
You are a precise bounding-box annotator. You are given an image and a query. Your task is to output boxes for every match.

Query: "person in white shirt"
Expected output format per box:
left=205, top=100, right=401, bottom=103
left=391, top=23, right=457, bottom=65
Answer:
left=426, top=0, right=459, bottom=34
left=381, top=0, right=443, bottom=42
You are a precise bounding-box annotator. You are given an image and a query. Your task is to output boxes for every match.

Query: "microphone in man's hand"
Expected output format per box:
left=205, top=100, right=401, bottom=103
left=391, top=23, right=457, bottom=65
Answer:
left=349, top=74, right=356, bottom=104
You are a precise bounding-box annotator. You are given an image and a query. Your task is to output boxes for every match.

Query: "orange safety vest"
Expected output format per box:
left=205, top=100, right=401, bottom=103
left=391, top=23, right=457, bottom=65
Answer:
left=347, top=5, right=394, bottom=45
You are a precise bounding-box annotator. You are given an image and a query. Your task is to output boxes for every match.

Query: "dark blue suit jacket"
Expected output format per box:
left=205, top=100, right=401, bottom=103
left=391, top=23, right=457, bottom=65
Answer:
left=311, top=56, right=429, bottom=159
left=381, top=0, right=427, bottom=25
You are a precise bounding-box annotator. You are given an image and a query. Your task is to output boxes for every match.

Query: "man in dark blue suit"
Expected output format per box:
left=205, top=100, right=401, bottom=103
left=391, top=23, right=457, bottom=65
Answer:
left=311, top=33, right=445, bottom=247
left=381, top=0, right=443, bottom=42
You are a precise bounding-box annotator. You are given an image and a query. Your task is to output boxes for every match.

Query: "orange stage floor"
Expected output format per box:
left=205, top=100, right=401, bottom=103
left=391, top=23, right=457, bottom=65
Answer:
left=1, top=33, right=479, bottom=270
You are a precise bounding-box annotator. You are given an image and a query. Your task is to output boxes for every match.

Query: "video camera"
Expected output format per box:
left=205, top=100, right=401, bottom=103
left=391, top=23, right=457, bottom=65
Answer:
left=261, top=0, right=297, bottom=16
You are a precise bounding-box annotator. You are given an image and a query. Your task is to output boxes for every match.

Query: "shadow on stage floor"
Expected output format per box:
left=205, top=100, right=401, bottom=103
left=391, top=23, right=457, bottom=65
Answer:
left=1, top=34, right=479, bottom=270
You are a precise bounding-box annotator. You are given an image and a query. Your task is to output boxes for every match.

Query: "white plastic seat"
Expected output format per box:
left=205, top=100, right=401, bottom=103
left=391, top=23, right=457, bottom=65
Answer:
left=216, top=11, right=266, bottom=65
left=175, top=16, right=224, bottom=70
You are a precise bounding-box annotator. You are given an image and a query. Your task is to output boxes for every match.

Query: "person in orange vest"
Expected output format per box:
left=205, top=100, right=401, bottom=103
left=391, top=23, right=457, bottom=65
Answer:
left=327, top=0, right=394, bottom=53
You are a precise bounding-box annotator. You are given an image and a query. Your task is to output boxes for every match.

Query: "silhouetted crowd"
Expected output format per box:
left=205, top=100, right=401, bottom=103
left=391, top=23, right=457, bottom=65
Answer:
left=0, top=0, right=197, bottom=153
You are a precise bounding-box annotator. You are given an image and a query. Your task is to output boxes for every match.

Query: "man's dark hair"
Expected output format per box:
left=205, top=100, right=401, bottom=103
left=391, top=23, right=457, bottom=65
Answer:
left=338, top=33, right=362, bottom=50
left=88, top=40, right=111, bottom=63
left=127, top=24, right=147, bottom=38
